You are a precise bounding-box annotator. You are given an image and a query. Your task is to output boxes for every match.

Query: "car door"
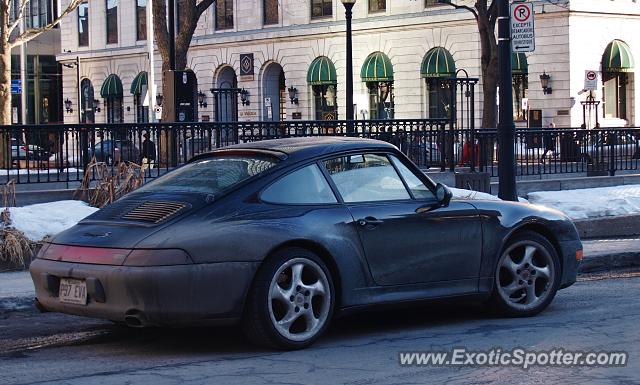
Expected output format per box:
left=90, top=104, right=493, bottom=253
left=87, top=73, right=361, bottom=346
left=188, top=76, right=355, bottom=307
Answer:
left=322, top=152, right=482, bottom=287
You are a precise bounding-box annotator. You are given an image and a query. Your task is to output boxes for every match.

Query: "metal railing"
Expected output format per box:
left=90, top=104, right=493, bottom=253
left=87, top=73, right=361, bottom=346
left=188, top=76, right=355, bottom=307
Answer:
left=1, top=121, right=639, bottom=184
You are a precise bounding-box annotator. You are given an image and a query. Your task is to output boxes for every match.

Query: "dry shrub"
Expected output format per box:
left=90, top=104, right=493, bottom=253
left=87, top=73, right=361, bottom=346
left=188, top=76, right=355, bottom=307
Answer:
left=76, top=157, right=146, bottom=208
left=0, top=208, right=36, bottom=269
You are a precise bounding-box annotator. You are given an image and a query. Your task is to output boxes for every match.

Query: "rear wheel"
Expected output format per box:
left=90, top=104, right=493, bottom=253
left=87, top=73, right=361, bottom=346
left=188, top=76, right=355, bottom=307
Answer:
left=489, top=231, right=560, bottom=317
left=242, top=248, right=334, bottom=350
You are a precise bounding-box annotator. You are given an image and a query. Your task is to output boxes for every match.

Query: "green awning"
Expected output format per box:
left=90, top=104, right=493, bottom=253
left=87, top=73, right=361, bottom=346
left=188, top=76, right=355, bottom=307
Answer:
left=130, top=71, right=148, bottom=94
left=307, top=56, right=337, bottom=86
left=421, top=47, right=455, bottom=78
left=100, top=74, right=123, bottom=98
left=602, top=40, right=635, bottom=73
left=511, top=53, right=528, bottom=75
left=361, top=52, right=394, bottom=82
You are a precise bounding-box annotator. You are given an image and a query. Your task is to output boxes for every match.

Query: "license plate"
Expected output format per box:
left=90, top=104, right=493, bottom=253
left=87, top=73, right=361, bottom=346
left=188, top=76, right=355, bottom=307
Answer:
left=59, top=278, right=87, bottom=305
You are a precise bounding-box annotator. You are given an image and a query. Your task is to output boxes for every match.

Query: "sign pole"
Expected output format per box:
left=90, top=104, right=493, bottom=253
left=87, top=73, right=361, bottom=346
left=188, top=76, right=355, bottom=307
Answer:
left=147, top=0, right=156, bottom=122
left=497, top=0, right=518, bottom=201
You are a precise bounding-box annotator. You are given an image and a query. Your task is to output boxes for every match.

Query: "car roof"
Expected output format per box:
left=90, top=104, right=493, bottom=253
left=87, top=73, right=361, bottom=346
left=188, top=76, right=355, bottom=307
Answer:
left=199, top=137, right=397, bottom=162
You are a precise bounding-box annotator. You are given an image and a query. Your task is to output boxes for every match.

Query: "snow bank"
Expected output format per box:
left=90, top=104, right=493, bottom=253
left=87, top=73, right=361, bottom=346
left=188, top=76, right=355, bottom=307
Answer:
left=527, top=184, right=640, bottom=220
left=451, top=187, right=529, bottom=203
left=4, top=201, right=99, bottom=242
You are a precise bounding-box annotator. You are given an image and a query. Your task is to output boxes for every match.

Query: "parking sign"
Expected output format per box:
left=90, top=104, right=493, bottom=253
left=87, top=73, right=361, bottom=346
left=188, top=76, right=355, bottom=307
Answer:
left=511, top=2, right=535, bottom=53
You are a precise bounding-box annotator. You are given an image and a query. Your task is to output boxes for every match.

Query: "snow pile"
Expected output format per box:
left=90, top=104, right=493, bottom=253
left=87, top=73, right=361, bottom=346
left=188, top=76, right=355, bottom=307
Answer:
left=4, top=201, right=99, bottom=242
left=451, top=187, right=500, bottom=201
left=0, top=168, right=80, bottom=176
left=528, top=184, right=640, bottom=220
left=451, top=187, right=529, bottom=203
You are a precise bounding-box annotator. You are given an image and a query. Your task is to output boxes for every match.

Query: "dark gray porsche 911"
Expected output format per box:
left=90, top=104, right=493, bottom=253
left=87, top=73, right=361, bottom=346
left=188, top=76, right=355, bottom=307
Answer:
left=30, top=137, right=583, bottom=349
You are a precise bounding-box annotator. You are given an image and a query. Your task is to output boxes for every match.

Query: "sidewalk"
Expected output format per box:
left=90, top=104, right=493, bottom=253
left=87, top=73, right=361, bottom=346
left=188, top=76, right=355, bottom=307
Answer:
left=1, top=238, right=638, bottom=311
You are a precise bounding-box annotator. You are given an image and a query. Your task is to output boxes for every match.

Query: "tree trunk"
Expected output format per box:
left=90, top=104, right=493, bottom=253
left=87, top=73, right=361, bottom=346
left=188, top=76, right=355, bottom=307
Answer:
left=0, top=39, right=11, bottom=167
left=476, top=13, right=499, bottom=129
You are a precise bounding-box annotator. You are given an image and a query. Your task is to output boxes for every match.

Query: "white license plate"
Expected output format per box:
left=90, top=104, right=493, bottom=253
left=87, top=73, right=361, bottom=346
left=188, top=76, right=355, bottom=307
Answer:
left=59, top=278, right=87, bottom=305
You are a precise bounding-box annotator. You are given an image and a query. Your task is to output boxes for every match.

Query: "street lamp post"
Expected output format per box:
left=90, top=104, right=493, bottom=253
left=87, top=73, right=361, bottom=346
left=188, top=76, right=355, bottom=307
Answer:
left=497, top=0, right=518, bottom=201
left=341, top=0, right=356, bottom=132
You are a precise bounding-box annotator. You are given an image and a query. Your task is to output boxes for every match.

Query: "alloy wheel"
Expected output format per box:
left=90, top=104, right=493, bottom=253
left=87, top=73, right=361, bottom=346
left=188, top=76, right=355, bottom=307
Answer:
left=267, top=257, right=331, bottom=342
left=496, top=240, right=555, bottom=311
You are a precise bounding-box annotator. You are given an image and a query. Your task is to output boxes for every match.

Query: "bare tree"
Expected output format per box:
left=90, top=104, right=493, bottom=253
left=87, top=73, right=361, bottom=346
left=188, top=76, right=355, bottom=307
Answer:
left=439, top=0, right=498, bottom=129
left=152, top=0, right=217, bottom=122
left=0, top=0, right=83, bottom=167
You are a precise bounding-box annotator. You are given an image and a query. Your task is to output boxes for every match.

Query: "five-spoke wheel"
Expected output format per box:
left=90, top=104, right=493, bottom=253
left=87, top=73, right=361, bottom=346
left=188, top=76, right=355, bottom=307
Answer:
left=243, top=248, right=334, bottom=349
left=490, top=231, right=560, bottom=316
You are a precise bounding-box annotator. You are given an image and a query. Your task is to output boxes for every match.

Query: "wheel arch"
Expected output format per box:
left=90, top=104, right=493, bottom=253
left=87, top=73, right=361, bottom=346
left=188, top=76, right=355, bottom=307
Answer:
left=260, top=239, right=343, bottom=309
left=502, top=222, right=564, bottom=274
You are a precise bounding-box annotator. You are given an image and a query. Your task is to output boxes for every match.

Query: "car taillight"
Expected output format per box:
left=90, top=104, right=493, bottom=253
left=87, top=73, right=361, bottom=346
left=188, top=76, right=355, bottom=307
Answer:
left=39, top=244, right=193, bottom=266
left=124, top=249, right=193, bottom=266
left=40, top=244, right=131, bottom=265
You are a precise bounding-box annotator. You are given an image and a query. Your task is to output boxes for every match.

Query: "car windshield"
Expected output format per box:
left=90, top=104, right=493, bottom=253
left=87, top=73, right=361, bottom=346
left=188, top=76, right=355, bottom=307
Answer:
left=137, top=153, right=280, bottom=195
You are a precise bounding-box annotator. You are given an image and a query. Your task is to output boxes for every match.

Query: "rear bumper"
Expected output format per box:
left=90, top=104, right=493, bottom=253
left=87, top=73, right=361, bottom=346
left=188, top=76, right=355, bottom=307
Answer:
left=559, top=239, right=583, bottom=289
left=29, top=258, right=260, bottom=326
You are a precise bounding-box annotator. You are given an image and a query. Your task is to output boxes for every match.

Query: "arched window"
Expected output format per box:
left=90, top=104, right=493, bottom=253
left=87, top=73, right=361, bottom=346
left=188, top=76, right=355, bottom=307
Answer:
left=307, top=56, right=338, bottom=120
left=512, top=52, right=528, bottom=121
left=101, top=74, right=123, bottom=123
left=421, top=47, right=455, bottom=119
left=602, top=40, right=635, bottom=120
left=80, top=78, right=95, bottom=123
left=130, top=71, right=148, bottom=122
left=361, top=52, right=394, bottom=119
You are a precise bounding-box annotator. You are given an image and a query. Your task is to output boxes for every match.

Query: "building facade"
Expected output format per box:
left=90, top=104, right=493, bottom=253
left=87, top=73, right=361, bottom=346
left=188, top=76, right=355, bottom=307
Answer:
left=11, top=0, right=63, bottom=124
left=57, top=0, right=640, bottom=129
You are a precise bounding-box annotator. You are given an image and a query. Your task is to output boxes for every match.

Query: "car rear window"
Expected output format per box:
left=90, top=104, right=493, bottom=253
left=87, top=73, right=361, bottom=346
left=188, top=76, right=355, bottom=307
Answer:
left=137, top=154, right=279, bottom=195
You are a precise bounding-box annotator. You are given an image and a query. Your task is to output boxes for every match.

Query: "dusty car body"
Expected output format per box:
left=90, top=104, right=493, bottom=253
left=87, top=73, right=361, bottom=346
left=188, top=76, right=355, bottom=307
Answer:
left=30, top=137, right=582, bottom=349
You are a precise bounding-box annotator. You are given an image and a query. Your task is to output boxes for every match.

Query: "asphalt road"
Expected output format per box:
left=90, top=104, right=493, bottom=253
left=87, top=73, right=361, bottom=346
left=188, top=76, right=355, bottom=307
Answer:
left=1, top=273, right=639, bottom=385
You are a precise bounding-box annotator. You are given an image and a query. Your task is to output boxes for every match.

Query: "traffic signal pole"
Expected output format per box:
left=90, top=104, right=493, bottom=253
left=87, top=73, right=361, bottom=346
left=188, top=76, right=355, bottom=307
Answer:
left=497, top=0, right=518, bottom=201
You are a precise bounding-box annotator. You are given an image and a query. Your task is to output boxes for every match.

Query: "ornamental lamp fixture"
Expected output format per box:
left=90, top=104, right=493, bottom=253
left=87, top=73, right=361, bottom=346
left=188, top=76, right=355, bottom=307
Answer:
left=93, top=98, right=101, bottom=112
left=240, top=88, right=250, bottom=106
left=198, top=90, right=208, bottom=108
left=64, top=98, right=73, bottom=113
left=287, top=86, right=299, bottom=105
left=540, top=72, right=553, bottom=95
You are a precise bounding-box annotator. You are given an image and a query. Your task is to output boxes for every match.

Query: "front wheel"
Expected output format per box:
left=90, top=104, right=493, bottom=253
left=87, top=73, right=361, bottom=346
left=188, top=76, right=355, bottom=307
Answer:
left=489, top=231, right=561, bottom=317
left=242, top=248, right=334, bottom=350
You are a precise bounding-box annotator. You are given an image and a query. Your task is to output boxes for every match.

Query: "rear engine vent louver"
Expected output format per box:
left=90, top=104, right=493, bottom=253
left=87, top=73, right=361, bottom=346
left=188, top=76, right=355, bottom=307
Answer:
left=122, top=201, right=187, bottom=224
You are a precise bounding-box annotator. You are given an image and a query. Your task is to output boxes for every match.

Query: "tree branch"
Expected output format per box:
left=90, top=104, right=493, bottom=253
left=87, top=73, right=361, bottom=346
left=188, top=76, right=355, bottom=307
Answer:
left=196, top=0, right=216, bottom=18
left=438, top=0, right=478, bottom=20
left=8, top=0, right=31, bottom=35
left=9, top=0, right=84, bottom=48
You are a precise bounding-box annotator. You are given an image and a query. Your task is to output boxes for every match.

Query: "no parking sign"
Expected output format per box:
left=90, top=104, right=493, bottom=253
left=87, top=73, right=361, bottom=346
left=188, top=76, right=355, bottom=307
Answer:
left=511, top=2, right=535, bottom=53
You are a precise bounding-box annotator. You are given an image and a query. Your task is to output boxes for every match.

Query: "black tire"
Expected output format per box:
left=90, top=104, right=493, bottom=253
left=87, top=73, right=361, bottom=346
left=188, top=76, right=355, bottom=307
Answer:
left=242, top=247, right=335, bottom=350
left=489, top=231, right=561, bottom=317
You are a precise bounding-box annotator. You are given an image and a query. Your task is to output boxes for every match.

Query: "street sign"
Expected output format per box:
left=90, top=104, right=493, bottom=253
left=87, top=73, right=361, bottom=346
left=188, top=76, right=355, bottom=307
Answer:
left=584, top=70, right=599, bottom=91
left=511, top=2, right=535, bottom=53
left=10, top=79, right=21, bottom=94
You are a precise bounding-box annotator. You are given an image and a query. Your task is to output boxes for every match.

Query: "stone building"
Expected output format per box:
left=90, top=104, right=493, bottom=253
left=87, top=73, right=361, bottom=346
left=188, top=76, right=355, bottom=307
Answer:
left=57, top=0, right=640, bottom=129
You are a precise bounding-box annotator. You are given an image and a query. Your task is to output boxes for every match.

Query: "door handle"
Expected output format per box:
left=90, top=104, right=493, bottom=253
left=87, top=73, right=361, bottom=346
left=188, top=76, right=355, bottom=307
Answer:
left=357, top=217, right=384, bottom=227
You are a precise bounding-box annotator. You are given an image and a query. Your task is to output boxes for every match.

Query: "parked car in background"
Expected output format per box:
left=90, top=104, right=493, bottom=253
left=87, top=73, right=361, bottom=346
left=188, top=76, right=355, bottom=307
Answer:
left=11, top=138, right=48, bottom=162
left=580, top=133, right=640, bottom=163
left=89, top=140, right=141, bottom=165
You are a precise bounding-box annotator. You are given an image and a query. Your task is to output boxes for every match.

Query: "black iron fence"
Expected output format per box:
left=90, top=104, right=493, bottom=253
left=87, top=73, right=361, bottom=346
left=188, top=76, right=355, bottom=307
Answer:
left=1, top=121, right=639, bottom=184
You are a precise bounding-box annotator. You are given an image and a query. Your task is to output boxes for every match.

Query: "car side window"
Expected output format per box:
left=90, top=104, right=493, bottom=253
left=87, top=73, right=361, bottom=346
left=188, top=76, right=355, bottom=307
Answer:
left=261, top=164, right=338, bottom=204
left=389, top=155, right=435, bottom=200
left=323, top=153, right=411, bottom=203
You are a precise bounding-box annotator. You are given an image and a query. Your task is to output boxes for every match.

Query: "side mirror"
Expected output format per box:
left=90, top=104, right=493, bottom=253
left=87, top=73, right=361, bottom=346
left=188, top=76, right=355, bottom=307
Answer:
left=435, top=183, right=453, bottom=206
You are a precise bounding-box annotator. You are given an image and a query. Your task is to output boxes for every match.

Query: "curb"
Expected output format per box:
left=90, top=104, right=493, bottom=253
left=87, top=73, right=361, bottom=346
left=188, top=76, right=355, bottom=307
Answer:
left=574, top=214, right=640, bottom=239
left=579, top=251, right=640, bottom=274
